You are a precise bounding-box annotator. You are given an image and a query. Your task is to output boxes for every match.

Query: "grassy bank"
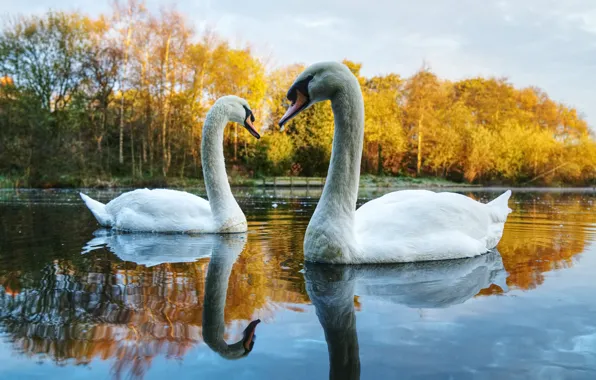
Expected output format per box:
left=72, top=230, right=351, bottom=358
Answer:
left=0, top=174, right=477, bottom=189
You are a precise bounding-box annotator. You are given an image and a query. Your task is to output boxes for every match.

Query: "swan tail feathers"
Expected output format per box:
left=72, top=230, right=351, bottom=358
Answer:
left=80, top=193, right=113, bottom=227
left=485, top=190, right=512, bottom=249
left=487, top=190, right=512, bottom=223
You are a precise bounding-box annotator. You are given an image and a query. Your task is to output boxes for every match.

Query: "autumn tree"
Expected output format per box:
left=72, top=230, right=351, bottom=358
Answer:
left=0, top=6, right=594, bottom=187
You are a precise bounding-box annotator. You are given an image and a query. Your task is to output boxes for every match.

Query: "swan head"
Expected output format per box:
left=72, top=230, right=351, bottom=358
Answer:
left=216, top=95, right=260, bottom=139
left=279, top=61, right=355, bottom=128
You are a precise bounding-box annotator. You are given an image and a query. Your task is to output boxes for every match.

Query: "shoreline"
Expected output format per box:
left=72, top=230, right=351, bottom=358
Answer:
left=1, top=174, right=594, bottom=191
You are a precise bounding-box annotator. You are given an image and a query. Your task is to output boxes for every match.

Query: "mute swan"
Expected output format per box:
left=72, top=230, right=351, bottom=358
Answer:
left=80, top=95, right=260, bottom=233
left=82, top=232, right=260, bottom=359
left=279, top=62, right=512, bottom=263
left=304, top=250, right=507, bottom=379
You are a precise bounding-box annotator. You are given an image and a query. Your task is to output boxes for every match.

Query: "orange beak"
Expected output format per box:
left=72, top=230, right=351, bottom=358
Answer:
left=279, top=90, right=309, bottom=130
left=244, top=115, right=260, bottom=139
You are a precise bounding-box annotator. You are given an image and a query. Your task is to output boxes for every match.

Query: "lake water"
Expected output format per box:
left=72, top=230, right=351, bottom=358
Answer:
left=0, top=187, right=595, bottom=380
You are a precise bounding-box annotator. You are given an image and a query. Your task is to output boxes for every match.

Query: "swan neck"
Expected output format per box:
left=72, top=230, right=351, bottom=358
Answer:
left=326, top=84, right=364, bottom=211
left=306, top=76, right=364, bottom=261
left=202, top=248, right=241, bottom=357
left=201, top=105, right=243, bottom=225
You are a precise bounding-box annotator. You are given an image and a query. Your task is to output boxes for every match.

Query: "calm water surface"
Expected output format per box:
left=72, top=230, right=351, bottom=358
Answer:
left=0, top=187, right=595, bottom=379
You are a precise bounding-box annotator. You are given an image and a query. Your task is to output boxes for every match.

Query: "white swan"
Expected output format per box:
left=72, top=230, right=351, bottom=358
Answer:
left=279, top=62, right=512, bottom=263
left=304, top=250, right=507, bottom=379
left=80, top=95, right=260, bottom=233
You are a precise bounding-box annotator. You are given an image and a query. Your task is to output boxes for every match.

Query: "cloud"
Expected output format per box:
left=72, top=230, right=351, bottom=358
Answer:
left=566, top=10, right=596, bottom=34
left=292, top=16, right=343, bottom=29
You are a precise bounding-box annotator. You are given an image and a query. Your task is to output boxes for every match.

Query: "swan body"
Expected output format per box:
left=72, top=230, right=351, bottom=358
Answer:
left=80, top=96, right=259, bottom=233
left=354, top=189, right=511, bottom=263
left=80, top=189, right=219, bottom=233
left=279, top=62, right=512, bottom=263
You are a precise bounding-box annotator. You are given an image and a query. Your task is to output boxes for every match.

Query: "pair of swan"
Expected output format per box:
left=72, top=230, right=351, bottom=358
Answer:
left=81, top=63, right=512, bottom=263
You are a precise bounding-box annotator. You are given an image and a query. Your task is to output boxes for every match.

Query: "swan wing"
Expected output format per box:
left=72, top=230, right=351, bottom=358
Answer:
left=105, top=189, right=214, bottom=232
left=355, top=190, right=510, bottom=262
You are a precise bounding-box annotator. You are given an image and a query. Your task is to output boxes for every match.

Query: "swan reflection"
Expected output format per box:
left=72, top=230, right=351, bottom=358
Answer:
left=82, top=229, right=226, bottom=266
left=0, top=232, right=260, bottom=378
left=202, top=234, right=261, bottom=359
left=304, top=250, right=508, bottom=380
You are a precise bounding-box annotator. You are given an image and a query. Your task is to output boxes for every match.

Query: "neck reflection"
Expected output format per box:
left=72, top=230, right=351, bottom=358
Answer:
left=304, top=250, right=508, bottom=380
left=202, top=234, right=260, bottom=359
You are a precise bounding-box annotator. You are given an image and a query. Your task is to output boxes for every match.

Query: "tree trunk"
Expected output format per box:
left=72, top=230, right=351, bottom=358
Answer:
left=180, top=149, right=186, bottom=178
left=148, top=122, right=154, bottom=177
left=130, top=122, right=135, bottom=178
left=119, top=97, right=125, bottom=165
left=119, top=24, right=132, bottom=165
left=161, top=34, right=172, bottom=177
left=140, top=136, right=145, bottom=176
left=377, top=143, right=383, bottom=175
left=141, top=49, right=153, bottom=177
left=417, top=114, right=424, bottom=176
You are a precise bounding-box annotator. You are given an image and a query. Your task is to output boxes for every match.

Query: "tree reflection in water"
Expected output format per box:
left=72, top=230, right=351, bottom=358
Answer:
left=0, top=232, right=307, bottom=379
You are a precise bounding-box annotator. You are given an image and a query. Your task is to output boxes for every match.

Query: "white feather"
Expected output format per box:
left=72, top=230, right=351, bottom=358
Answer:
left=354, top=190, right=512, bottom=263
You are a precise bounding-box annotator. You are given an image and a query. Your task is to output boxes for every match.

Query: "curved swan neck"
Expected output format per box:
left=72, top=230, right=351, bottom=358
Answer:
left=324, top=81, right=365, bottom=217
left=201, top=104, right=243, bottom=226
left=202, top=244, right=244, bottom=358
left=305, top=73, right=364, bottom=262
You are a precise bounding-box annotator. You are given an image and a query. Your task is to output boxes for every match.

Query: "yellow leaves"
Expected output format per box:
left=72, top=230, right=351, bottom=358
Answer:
left=263, top=133, right=294, bottom=169
left=463, top=125, right=495, bottom=182
left=2, top=6, right=595, bottom=185
left=426, top=125, right=464, bottom=173
left=557, top=136, right=596, bottom=182
left=493, top=123, right=529, bottom=180
left=362, top=73, right=405, bottom=173
left=0, top=76, right=13, bottom=87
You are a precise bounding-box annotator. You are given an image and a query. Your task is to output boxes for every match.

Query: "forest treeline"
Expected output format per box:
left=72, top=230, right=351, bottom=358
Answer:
left=1, top=1, right=595, bottom=187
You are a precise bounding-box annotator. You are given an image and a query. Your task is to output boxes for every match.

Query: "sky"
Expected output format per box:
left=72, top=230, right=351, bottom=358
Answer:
left=2, top=0, right=596, bottom=127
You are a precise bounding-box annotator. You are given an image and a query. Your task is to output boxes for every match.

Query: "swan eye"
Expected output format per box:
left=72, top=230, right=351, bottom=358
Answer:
left=243, top=105, right=252, bottom=119
left=288, top=90, right=297, bottom=104
left=286, top=75, right=314, bottom=102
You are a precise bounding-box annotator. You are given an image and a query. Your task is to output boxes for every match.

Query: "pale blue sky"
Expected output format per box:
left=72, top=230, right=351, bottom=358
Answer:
left=2, top=0, right=596, bottom=127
